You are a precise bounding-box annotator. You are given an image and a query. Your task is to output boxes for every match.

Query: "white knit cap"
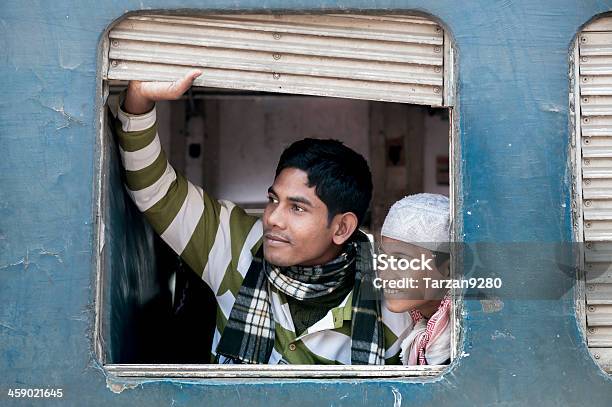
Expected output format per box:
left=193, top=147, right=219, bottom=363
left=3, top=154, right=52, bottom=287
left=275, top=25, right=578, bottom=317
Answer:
left=381, top=193, right=450, bottom=253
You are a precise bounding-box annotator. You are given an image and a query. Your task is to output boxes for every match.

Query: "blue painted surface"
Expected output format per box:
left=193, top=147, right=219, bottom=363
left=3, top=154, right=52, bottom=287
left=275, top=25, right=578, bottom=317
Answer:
left=2, top=1, right=612, bottom=405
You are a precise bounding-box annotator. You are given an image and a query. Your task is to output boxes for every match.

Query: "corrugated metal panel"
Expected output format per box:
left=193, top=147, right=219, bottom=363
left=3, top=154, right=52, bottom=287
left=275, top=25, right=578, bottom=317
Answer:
left=105, top=14, right=446, bottom=106
left=578, top=18, right=612, bottom=372
left=586, top=283, right=612, bottom=304
left=586, top=304, right=612, bottom=326
left=582, top=16, right=612, bottom=32
left=587, top=326, right=612, bottom=346
left=588, top=348, right=612, bottom=370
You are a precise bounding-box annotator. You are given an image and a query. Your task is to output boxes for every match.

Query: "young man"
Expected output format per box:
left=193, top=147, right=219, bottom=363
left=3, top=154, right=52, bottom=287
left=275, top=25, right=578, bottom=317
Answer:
left=116, top=70, right=412, bottom=364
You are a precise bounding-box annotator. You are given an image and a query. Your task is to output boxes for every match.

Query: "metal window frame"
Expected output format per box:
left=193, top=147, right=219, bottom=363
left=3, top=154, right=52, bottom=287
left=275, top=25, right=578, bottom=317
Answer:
left=571, top=32, right=589, bottom=350
left=571, top=14, right=612, bottom=373
left=93, top=11, right=460, bottom=380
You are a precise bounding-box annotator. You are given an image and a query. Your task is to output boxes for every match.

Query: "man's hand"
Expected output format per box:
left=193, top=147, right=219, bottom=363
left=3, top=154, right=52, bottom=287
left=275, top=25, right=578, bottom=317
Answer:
left=123, top=69, right=203, bottom=115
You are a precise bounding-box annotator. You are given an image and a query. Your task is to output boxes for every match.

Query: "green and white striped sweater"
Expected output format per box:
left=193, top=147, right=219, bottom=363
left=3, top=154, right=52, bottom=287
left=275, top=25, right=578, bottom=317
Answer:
left=115, top=105, right=414, bottom=364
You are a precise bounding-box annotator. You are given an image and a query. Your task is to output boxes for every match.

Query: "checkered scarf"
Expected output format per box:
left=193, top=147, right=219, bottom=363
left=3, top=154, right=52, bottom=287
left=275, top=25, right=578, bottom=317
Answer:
left=215, top=232, right=385, bottom=365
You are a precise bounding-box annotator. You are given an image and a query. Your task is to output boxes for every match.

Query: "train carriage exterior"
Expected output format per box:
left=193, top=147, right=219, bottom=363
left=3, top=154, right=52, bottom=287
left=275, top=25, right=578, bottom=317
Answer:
left=2, top=0, right=612, bottom=405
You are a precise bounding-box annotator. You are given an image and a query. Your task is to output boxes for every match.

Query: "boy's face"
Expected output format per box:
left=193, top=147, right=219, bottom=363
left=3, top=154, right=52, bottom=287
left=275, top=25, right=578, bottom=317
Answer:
left=380, top=236, right=450, bottom=312
left=262, top=168, right=341, bottom=267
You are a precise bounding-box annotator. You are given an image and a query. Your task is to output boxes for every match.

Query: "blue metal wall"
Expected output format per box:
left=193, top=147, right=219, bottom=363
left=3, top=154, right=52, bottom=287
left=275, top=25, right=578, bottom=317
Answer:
left=2, top=1, right=612, bottom=405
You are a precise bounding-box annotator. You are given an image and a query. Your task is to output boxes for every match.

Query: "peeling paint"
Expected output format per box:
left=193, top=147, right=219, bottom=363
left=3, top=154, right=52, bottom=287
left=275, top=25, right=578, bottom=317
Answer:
left=491, top=330, right=516, bottom=341
left=0, top=248, right=64, bottom=271
left=0, top=257, right=27, bottom=271
left=106, top=377, right=139, bottom=394
left=539, top=102, right=562, bottom=113
left=391, top=387, right=402, bottom=407
left=480, top=297, right=504, bottom=313
left=0, top=322, right=16, bottom=332
left=39, top=100, right=85, bottom=129
left=59, top=45, right=83, bottom=70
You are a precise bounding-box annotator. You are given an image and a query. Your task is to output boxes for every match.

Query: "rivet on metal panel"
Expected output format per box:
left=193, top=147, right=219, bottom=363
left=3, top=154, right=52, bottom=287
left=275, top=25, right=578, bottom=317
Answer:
left=588, top=306, right=596, bottom=312
left=595, top=353, right=601, bottom=360
left=583, top=97, right=589, bottom=103
left=585, top=221, right=592, bottom=228
left=586, top=242, right=593, bottom=249
left=111, top=60, right=118, bottom=67
left=435, top=26, right=441, bottom=32
left=581, top=36, right=587, bottom=43
left=584, top=138, right=591, bottom=144
left=273, top=32, right=282, bottom=40
left=273, top=53, right=281, bottom=60
left=434, top=66, right=442, bottom=73
left=584, top=117, right=590, bottom=123
left=581, top=57, right=588, bottom=62
left=273, top=73, right=281, bottom=80
left=589, top=327, right=596, bottom=333
left=584, top=159, right=591, bottom=165
left=582, top=77, right=589, bottom=82
left=434, top=46, right=442, bottom=53
left=111, top=40, right=119, bottom=47
left=585, top=179, right=592, bottom=185
left=433, top=87, right=441, bottom=94
left=585, top=200, right=592, bottom=207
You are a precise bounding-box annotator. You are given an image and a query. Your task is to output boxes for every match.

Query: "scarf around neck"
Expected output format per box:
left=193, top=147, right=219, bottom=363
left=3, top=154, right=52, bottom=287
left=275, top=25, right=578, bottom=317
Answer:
left=401, top=292, right=452, bottom=365
left=265, top=246, right=355, bottom=300
left=214, top=232, right=385, bottom=365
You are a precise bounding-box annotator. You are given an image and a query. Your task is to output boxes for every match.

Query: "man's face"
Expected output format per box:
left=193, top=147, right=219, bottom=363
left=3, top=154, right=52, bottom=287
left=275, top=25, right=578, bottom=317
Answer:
left=262, top=168, right=339, bottom=267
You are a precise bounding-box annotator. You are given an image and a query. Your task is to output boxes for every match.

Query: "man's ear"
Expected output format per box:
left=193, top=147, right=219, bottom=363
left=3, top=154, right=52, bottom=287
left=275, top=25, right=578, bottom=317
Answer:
left=331, top=212, right=359, bottom=245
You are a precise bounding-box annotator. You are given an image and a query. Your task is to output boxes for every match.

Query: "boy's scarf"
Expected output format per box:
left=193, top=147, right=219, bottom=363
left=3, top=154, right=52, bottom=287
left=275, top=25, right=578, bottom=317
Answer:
left=401, top=293, right=452, bottom=365
left=215, top=232, right=385, bottom=365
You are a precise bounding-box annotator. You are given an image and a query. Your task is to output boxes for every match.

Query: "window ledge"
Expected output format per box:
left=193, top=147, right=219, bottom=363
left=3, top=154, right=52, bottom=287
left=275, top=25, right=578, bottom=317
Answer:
left=105, top=363, right=447, bottom=379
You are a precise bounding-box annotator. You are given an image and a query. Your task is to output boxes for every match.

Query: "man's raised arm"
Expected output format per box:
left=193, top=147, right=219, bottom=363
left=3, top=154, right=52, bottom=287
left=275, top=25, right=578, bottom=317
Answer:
left=115, top=70, right=259, bottom=283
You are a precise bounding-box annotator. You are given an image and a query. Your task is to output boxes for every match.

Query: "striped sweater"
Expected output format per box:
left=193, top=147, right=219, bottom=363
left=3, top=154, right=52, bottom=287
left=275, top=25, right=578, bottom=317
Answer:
left=115, top=104, right=414, bottom=364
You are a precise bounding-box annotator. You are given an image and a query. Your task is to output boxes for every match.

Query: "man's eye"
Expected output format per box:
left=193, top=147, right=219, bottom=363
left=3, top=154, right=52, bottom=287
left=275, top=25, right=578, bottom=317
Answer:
left=268, top=196, right=278, bottom=204
left=292, top=204, right=304, bottom=212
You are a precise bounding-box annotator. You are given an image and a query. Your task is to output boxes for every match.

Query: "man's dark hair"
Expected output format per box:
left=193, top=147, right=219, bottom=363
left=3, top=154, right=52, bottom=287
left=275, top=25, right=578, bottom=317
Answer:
left=275, top=138, right=373, bottom=226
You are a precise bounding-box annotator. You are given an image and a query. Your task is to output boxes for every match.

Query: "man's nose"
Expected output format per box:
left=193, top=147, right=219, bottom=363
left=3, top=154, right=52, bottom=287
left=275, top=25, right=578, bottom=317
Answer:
left=266, top=203, right=286, bottom=229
